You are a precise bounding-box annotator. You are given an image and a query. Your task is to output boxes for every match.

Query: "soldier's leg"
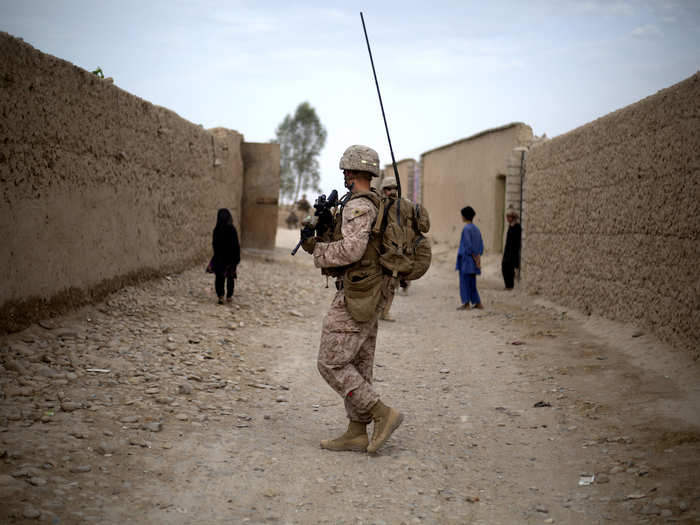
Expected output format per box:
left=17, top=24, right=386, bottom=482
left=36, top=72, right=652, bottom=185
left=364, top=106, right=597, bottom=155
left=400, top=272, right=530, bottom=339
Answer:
left=379, top=278, right=397, bottom=321
left=317, top=291, right=377, bottom=451
left=344, top=316, right=379, bottom=422
left=353, top=283, right=404, bottom=453
left=317, top=291, right=379, bottom=421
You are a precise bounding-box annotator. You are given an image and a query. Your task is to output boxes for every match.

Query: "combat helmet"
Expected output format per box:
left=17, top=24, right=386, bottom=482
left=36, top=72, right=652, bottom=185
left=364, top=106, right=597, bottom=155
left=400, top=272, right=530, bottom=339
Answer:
left=339, top=145, right=380, bottom=177
left=381, top=176, right=397, bottom=190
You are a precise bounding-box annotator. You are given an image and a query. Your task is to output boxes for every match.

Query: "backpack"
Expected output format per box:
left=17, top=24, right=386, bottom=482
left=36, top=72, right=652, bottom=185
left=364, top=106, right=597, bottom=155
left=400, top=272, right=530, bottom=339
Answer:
left=373, top=196, right=431, bottom=280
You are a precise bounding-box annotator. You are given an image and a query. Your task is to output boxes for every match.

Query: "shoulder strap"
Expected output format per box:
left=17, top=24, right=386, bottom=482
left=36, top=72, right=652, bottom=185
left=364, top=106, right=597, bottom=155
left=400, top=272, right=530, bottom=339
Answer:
left=348, top=189, right=381, bottom=208
left=373, top=196, right=397, bottom=235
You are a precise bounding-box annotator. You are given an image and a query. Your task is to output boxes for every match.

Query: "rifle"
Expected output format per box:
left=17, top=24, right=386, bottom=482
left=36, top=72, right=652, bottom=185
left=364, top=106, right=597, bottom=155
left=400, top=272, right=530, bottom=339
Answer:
left=291, top=190, right=340, bottom=255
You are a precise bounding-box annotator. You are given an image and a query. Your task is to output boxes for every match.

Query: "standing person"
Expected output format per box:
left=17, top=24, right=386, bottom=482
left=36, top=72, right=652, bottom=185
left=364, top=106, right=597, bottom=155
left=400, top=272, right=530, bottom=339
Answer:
left=456, top=206, right=484, bottom=310
left=286, top=209, right=299, bottom=229
left=378, top=176, right=399, bottom=322
left=296, top=194, right=311, bottom=215
left=501, top=208, right=522, bottom=290
left=301, top=145, right=403, bottom=454
left=211, top=208, right=240, bottom=305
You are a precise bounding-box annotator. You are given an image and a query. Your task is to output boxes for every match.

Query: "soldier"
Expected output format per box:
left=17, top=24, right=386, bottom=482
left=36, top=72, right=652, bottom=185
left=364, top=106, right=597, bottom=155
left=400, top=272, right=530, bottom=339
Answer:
left=379, top=177, right=399, bottom=322
left=296, top=194, right=311, bottom=214
left=285, top=209, right=299, bottom=229
left=302, top=145, right=404, bottom=454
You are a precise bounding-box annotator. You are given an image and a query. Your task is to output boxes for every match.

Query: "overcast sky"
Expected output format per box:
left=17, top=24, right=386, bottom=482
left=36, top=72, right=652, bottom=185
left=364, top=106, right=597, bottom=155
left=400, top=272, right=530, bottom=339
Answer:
left=2, top=0, right=699, bottom=196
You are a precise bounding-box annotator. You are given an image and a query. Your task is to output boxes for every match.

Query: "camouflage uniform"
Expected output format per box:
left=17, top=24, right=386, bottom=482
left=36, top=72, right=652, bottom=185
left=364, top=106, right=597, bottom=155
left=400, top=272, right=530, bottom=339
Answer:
left=313, top=197, right=390, bottom=423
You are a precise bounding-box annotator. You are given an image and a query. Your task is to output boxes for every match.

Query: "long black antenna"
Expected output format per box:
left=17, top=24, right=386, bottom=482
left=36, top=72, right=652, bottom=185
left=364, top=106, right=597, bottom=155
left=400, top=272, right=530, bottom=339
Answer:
left=360, top=12, right=402, bottom=201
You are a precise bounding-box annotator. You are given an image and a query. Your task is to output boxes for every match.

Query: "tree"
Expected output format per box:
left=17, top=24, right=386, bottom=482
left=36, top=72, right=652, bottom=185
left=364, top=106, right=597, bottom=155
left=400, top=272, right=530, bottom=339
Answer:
left=274, top=102, right=327, bottom=203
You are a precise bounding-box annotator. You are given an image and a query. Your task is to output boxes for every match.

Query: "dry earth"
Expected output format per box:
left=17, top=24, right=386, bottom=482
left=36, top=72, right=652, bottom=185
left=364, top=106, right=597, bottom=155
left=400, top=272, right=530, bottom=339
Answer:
left=1, top=228, right=699, bottom=524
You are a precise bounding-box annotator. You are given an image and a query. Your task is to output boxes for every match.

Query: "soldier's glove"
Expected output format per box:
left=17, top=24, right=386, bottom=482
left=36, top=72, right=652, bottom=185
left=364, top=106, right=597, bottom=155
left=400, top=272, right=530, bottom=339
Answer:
left=301, top=235, right=317, bottom=254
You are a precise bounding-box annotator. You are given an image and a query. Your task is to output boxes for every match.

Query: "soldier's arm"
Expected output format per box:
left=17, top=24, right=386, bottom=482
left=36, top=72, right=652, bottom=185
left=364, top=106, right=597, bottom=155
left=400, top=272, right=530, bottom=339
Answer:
left=313, top=199, right=376, bottom=268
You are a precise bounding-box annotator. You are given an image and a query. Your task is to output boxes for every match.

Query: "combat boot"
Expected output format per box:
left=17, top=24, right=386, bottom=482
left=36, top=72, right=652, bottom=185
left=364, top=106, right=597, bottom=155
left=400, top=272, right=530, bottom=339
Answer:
left=367, top=400, right=404, bottom=453
left=320, top=420, right=368, bottom=451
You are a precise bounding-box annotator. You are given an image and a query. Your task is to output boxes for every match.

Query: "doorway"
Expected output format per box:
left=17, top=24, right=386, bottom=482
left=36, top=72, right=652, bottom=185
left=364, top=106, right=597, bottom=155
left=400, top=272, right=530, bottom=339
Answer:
left=495, top=174, right=506, bottom=253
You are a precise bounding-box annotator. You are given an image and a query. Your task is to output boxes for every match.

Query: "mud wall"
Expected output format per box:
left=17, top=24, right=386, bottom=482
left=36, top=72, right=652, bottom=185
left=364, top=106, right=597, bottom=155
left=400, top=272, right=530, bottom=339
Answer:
left=0, top=33, right=246, bottom=331
left=241, top=142, right=280, bottom=251
left=421, top=123, right=533, bottom=251
left=524, top=72, right=700, bottom=357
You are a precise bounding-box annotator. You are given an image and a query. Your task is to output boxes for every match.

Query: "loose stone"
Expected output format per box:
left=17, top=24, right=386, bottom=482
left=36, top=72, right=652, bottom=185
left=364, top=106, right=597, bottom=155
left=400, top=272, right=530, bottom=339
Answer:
left=178, top=383, right=193, bottom=395
left=96, top=442, right=115, bottom=455
left=143, top=421, right=162, bottom=432
left=28, top=476, right=47, bottom=486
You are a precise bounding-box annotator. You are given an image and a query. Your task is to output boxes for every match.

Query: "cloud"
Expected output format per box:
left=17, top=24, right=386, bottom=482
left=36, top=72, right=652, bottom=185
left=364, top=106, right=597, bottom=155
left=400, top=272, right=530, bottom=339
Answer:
left=631, top=24, right=663, bottom=38
left=570, top=0, right=635, bottom=16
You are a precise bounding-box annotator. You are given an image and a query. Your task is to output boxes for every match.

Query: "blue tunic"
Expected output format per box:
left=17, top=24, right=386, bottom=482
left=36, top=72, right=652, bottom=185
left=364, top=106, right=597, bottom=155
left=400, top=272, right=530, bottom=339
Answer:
left=456, top=223, right=484, bottom=276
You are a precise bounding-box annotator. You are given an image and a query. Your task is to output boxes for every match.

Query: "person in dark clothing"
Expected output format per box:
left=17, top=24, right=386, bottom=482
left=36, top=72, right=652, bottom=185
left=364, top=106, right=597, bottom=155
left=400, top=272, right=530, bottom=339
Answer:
left=501, top=209, right=522, bottom=290
left=212, top=208, right=241, bottom=304
left=286, top=210, right=299, bottom=229
left=296, top=194, right=311, bottom=214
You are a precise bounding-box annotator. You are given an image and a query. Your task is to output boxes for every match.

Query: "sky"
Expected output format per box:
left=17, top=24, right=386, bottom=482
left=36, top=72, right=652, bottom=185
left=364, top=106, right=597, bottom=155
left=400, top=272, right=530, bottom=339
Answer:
left=1, top=0, right=699, bottom=198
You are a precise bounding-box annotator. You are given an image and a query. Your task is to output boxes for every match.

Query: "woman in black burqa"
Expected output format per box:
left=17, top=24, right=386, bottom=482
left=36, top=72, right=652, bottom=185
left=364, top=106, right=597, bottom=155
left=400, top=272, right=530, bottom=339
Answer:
left=211, top=208, right=240, bottom=304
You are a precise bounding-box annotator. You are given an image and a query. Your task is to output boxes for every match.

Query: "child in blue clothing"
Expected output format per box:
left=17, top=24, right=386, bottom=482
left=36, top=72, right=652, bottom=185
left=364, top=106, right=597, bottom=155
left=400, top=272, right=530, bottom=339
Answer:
left=456, top=206, right=484, bottom=310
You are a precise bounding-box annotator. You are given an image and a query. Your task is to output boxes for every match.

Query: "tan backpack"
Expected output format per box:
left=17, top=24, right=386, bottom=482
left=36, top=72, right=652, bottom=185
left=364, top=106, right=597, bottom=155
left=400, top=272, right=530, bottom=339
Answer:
left=373, top=197, right=431, bottom=280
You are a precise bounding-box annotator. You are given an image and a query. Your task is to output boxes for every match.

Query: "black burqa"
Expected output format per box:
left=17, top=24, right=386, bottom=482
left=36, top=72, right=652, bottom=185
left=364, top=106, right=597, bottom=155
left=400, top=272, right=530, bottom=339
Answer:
left=212, top=209, right=241, bottom=275
left=501, top=222, right=522, bottom=289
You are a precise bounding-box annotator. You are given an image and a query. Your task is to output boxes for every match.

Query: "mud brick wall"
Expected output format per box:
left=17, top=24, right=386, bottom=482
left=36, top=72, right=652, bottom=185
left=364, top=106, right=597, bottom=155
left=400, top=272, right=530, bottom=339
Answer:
left=524, top=72, right=700, bottom=357
left=241, top=142, right=280, bottom=251
left=0, top=33, right=245, bottom=331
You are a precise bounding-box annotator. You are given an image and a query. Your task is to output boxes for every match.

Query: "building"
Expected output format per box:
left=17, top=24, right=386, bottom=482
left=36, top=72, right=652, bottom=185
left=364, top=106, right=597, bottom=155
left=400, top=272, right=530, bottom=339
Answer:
left=420, top=122, right=534, bottom=252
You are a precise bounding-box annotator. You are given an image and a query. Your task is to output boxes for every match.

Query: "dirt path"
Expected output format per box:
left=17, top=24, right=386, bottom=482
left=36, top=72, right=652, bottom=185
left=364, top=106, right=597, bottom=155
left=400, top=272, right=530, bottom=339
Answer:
left=1, top=229, right=699, bottom=524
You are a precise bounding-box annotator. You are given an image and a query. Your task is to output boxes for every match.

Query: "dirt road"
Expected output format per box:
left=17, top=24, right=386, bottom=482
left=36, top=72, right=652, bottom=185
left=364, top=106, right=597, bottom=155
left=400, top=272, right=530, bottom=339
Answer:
left=1, top=229, right=699, bottom=524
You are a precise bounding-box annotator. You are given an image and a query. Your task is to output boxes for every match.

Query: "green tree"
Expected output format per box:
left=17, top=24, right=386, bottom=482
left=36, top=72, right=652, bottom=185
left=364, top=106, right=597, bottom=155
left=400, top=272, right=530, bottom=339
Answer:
left=274, top=102, right=327, bottom=203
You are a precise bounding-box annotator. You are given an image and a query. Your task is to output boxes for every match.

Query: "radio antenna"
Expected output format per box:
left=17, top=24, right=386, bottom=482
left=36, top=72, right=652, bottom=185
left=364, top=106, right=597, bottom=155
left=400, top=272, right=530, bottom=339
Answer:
left=360, top=12, right=402, bottom=203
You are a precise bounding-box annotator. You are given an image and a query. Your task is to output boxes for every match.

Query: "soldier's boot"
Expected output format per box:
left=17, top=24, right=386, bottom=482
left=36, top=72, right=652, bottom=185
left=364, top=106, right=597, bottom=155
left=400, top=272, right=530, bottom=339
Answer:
left=320, top=421, right=369, bottom=451
left=367, top=400, right=404, bottom=453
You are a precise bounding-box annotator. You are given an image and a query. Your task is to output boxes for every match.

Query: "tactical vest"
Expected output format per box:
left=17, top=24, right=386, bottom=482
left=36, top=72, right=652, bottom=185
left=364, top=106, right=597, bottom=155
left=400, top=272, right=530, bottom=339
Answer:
left=329, top=190, right=385, bottom=322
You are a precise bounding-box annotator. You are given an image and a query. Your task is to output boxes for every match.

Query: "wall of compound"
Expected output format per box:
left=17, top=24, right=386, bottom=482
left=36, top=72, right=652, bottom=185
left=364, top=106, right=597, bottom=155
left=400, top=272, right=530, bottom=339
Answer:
left=0, top=33, right=248, bottom=331
left=524, top=72, right=700, bottom=357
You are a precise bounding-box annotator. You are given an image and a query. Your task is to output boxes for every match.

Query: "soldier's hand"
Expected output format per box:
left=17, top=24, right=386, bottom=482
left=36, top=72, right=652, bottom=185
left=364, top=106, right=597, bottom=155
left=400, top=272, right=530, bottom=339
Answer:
left=301, top=235, right=317, bottom=254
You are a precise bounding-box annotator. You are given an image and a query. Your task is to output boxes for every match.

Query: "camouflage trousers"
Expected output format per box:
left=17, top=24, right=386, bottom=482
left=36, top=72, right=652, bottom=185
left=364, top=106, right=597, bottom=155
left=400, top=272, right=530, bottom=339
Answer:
left=381, top=277, right=398, bottom=318
left=317, top=278, right=391, bottom=423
